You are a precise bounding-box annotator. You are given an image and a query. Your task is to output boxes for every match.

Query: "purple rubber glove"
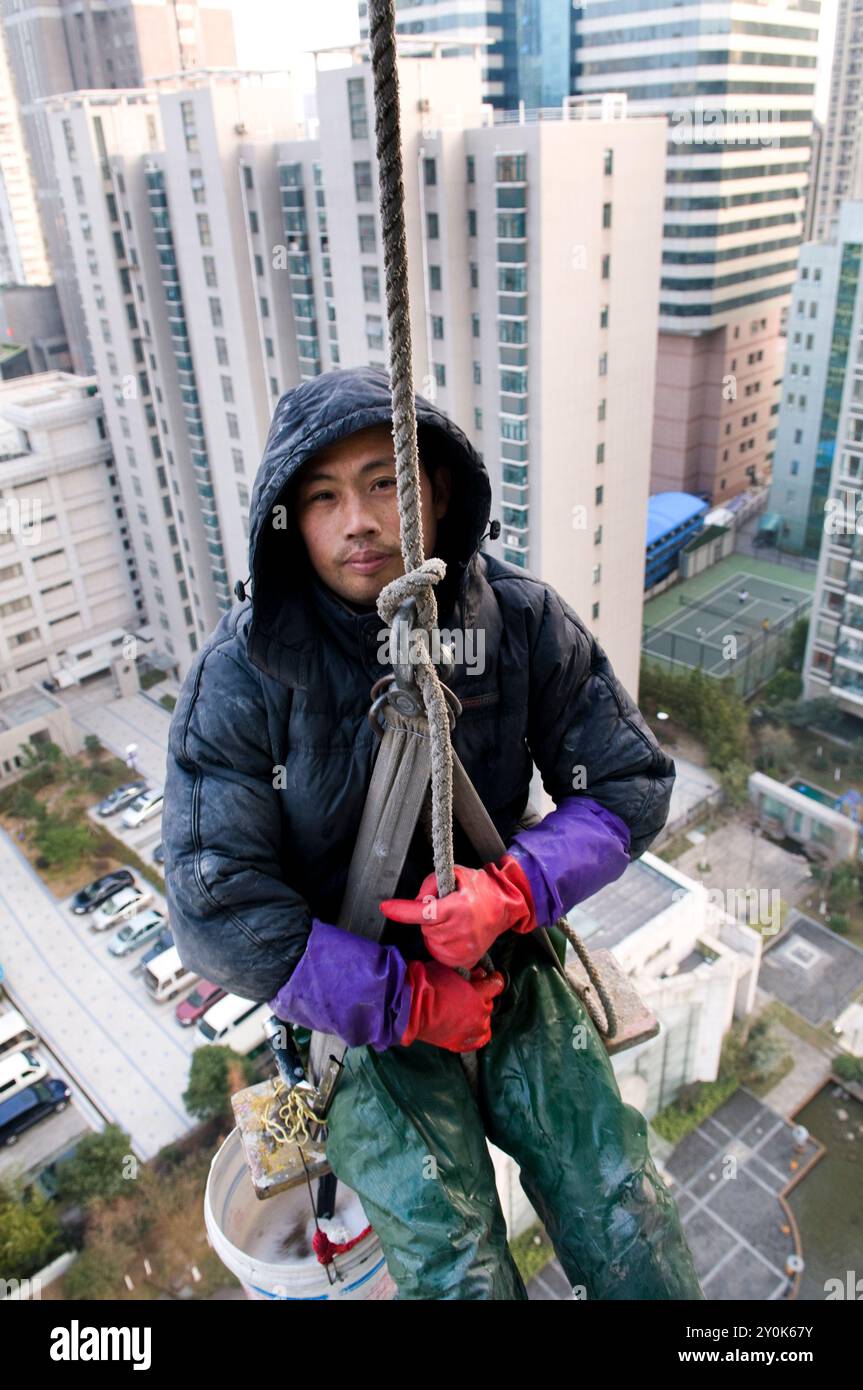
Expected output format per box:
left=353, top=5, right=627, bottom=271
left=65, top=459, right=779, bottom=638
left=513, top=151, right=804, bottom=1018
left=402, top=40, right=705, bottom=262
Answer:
left=505, top=796, right=631, bottom=929
left=268, top=918, right=414, bottom=1053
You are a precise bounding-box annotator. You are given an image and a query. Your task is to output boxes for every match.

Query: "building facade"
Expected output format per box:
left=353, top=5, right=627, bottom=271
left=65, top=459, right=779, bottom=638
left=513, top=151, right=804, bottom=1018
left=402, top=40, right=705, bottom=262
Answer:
left=0, top=0, right=237, bottom=375
left=810, top=0, right=863, bottom=243
left=0, top=371, right=139, bottom=694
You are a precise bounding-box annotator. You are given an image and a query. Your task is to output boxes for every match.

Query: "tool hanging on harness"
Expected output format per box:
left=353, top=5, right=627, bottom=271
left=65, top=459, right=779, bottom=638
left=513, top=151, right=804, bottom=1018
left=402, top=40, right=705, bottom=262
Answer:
left=230, top=0, right=658, bottom=1235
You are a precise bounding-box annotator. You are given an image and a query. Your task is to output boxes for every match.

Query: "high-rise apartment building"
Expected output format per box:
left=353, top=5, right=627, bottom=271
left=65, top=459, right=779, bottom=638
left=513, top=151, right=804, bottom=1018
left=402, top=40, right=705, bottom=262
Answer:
left=357, top=0, right=577, bottom=109
left=799, top=207, right=863, bottom=716
left=0, top=24, right=50, bottom=287
left=0, top=371, right=138, bottom=694
left=767, top=202, right=863, bottom=557
left=46, top=56, right=665, bottom=690
left=44, top=74, right=303, bottom=676
left=811, top=0, right=863, bottom=242
left=574, top=0, right=820, bottom=502
left=0, top=0, right=237, bottom=375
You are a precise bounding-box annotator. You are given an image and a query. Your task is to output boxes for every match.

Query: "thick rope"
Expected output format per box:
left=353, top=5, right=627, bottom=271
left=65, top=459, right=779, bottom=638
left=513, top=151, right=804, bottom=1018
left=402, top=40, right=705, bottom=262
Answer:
left=368, top=0, right=456, bottom=899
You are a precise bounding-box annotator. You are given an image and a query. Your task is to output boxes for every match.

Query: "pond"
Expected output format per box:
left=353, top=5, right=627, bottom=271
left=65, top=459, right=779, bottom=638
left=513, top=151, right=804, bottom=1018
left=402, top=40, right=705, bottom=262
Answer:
left=786, top=1082, right=863, bottom=1300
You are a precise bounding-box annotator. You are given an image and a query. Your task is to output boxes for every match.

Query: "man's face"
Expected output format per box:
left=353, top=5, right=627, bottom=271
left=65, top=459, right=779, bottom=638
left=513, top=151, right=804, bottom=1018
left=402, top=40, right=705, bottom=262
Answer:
left=293, top=423, right=451, bottom=607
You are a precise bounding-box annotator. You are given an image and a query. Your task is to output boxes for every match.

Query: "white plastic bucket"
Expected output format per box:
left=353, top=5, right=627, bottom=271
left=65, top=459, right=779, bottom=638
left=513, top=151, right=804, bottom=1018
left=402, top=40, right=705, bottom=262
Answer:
left=204, top=1128, right=397, bottom=1300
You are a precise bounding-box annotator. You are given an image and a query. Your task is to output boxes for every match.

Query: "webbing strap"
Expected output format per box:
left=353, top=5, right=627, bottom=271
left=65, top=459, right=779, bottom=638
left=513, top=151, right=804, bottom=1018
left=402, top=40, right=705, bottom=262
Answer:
left=307, top=703, right=568, bottom=1112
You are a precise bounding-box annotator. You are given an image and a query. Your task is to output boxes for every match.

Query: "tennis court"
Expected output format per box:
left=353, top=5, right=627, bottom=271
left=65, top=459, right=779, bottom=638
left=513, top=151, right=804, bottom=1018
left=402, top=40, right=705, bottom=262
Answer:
left=642, top=570, right=811, bottom=693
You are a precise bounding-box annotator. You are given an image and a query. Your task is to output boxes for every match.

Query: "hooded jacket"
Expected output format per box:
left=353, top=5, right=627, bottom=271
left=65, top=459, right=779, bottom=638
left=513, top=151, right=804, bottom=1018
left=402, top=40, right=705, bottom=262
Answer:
left=162, top=366, right=675, bottom=1003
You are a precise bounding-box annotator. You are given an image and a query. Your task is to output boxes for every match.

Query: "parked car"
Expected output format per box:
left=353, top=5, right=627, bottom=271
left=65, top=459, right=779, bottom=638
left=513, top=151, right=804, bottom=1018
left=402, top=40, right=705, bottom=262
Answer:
left=121, top=787, right=164, bottom=829
left=70, top=868, right=134, bottom=915
left=0, top=1078, right=71, bottom=1147
left=97, top=782, right=147, bottom=818
left=108, top=908, right=167, bottom=958
left=175, top=979, right=226, bottom=1027
left=153, top=843, right=165, bottom=865
left=0, top=1008, right=38, bottom=1063
left=196, top=995, right=271, bottom=1055
left=91, top=885, right=153, bottom=932
left=0, top=1048, right=48, bottom=1102
left=143, top=946, right=199, bottom=1004
left=141, top=927, right=174, bottom=968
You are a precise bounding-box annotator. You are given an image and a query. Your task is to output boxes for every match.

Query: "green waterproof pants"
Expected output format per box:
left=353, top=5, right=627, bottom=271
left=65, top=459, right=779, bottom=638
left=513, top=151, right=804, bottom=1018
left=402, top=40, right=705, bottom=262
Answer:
left=324, top=935, right=705, bottom=1301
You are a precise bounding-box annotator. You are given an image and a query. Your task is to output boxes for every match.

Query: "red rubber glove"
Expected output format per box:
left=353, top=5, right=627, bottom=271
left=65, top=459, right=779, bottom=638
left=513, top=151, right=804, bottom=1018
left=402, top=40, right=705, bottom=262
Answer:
left=400, top=960, right=505, bottom=1051
left=380, top=853, right=538, bottom=971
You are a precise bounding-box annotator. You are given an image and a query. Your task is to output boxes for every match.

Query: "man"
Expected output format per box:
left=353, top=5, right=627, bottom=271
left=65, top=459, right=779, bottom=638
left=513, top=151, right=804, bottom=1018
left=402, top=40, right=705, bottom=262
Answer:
left=163, top=366, right=703, bottom=1301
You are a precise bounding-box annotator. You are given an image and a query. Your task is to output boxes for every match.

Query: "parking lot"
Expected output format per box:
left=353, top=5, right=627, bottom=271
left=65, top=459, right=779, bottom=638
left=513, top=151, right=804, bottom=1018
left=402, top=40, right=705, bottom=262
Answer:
left=0, top=830, right=203, bottom=1161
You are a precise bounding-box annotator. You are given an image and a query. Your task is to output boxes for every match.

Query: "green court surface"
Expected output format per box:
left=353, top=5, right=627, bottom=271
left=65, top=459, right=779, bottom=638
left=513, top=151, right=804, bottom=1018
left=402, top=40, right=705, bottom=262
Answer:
left=642, top=564, right=813, bottom=683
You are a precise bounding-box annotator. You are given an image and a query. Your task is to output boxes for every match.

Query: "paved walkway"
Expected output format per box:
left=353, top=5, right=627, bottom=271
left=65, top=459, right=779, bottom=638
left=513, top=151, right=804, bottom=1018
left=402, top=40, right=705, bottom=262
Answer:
left=60, top=678, right=173, bottom=787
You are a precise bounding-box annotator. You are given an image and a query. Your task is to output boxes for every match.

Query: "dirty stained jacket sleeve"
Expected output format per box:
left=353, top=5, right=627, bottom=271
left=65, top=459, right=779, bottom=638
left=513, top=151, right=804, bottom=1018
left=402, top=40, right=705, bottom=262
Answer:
left=523, top=584, right=675, bottom=860
left=162, top=628, right=313, bottom=1003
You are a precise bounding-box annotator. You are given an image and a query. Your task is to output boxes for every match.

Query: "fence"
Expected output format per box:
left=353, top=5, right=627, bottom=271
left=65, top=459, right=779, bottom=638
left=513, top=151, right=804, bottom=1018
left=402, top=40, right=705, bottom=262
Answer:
left=643, top=594, right=809, bottom=699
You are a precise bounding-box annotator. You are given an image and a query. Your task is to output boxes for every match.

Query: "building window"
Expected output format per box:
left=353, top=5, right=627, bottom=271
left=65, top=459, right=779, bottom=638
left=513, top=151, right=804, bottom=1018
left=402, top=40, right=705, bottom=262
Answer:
left=466, top=154, right=475, bottom=184
left=362, top=265, right=380, bottom=302
left=602, top=202, right=612, bottom=229
left=180, top=99, right=198, bottom=152
left=232, top=448, right=244, bottom=473
left=434, top=363, right=446, bottom=387
left=596, top=442, right=605, bottom=464
left=423, top=157, right=437, bottom=186
left=496, top=154, right=526, bottom=182
left=595, top=485, right=604, bottom=504
left=209, top=297, right=223, bottom=327
left=472, top=313, right=480, bottom=338
left=473, top=361, right=481, bottom=384
left=592, top=602, right=600, bottom=620
left=366, top=314, right=384, bottom=351
left=203, top=255, right=217, bottom=287
left=431, top=315, right=444, bottom=340
left=221, top=375, right=234, bottom=403
left=215, top=336, right=229, bottom=366
left=603, top=149, right=613, bottom=176
left=601, top=254, right=611, bottom=280
left=260, top=296, right=270, bottom=318
left=598, top=353, right=608, bottom=376
left=254, top=253, right=264, bottom=277
left=430, top=265, right=442, bottom=291
left=347, top=77, right=369, bottom=139
left=62, top=118, right=77, bottom=161
left=358, top=213, right=376, bottom=253
left=790, top=459, right=800, bottom=475
left=470, top=262, right=479, bottom=289
left=354, top=161, right=373, bottom=202
left=468, top=209, right=477, bottom=237
left=600, top=304, right=609, bottom=330
left=598, top=398, right=606, bottom=421
left=592, top=564, right=601, bottom=584
left=248, top=209, right=259, bottom=235
left=197, top=213, right=211, bottom=246
left=427, top=211, right=439, bottom=239
left=227, top=413, right=239, bottom=439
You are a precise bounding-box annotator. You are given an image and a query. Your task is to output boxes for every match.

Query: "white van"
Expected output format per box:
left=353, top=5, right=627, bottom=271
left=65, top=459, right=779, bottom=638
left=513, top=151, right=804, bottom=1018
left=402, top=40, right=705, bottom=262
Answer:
left=143, top=946, right=199, bottom=1004
left=0, top=1048, right=48, bottom=1101
left=0, top=1008, right=38, bottom=1063
left=196, top=994, right=270, bottom=1055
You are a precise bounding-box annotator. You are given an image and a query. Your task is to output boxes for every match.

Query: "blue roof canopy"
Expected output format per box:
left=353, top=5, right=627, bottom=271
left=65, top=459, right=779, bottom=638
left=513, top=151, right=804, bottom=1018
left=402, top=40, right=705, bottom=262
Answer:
left=646, top=492, right=709, bottom=548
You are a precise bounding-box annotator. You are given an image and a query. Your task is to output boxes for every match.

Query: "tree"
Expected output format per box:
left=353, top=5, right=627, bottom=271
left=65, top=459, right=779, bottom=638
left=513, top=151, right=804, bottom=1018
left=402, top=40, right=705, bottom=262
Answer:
left=0, top=1176, right=62, bottom=1280
left=33, top=818, right=92, bottom=870
left=183, top=1046, right=255, bottom=1122
left=754, top=726, right=797, bottom=778
left=55, top=1125, right=137, bottom=1207
left=83, top=735, right=104, bottom=763
left=826, top=861, right=860, bottom=915
left=721, top=760, right=750, bottom=809
left=786, top=617, right=809, bottom=672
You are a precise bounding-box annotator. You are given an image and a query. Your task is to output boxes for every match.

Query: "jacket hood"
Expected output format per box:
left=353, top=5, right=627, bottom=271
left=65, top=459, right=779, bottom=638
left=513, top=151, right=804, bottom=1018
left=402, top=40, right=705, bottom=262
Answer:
left=246, top=365, right=492, bottom=681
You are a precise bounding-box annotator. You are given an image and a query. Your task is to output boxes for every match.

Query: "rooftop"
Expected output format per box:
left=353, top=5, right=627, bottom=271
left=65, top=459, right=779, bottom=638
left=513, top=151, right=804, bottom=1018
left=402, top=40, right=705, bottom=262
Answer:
left=0, top=686, right=61, bottom=731
left=566, top=855, right=688, bottom=951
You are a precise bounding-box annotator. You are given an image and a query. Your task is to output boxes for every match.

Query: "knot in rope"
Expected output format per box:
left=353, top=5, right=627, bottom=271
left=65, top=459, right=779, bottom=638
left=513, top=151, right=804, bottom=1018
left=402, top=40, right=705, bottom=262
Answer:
left=375, top=557, right=446, bottom=632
